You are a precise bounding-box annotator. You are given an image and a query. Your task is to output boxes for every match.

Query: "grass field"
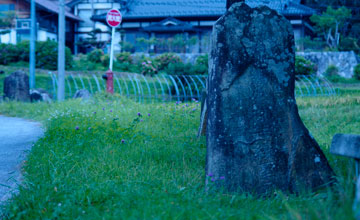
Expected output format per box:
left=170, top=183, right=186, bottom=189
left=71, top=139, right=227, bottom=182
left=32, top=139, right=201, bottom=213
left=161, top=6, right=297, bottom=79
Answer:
left=0, top=91, right=359, bottom=219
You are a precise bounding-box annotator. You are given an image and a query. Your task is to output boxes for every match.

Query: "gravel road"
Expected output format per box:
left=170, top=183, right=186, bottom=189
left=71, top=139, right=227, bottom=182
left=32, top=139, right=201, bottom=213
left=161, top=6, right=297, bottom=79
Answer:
left=0, top=115, right=43, bottom=203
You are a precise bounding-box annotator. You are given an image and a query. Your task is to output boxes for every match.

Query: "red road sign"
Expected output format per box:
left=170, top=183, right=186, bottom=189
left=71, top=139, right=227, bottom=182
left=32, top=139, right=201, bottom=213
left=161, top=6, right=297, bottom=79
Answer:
left=106, top=9, right=122, bottom=27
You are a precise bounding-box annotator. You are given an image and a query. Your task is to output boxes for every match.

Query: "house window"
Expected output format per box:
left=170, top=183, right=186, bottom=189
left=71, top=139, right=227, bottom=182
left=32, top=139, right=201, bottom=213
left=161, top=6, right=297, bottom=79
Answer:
left=78, top=10, right=93, bottom=27
left=0, top=4, right=15, bottom=12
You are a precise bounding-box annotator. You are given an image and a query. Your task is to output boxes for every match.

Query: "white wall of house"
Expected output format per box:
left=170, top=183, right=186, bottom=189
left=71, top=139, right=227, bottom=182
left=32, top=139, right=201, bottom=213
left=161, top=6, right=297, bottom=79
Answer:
left=0, top=29, right=17, bottom=44
left=74, top=1, right=121, bottom=53
left=37, top=30, right=57, bottom=41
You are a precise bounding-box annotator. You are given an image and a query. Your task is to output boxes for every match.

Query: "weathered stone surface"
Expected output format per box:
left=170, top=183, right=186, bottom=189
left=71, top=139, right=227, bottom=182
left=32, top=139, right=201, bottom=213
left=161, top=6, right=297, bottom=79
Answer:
left=73, top=89, right=91, bottom=100
left=354, top=177, right=360, bottom=219
left=198, top=88, right=208, bottom=137
left=4, top=71, right=30, bottom=102
left=30, top=89, right=52, bottom=103
left=206, top=3, right=334, bottom=195
left=330, top=134, right=360, bottom=159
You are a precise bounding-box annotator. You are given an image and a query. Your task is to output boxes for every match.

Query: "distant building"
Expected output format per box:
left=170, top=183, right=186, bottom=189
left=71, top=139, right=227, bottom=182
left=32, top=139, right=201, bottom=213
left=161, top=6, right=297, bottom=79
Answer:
left=86, top=0, right=316, bottom=53
left=1, top=0, right=316, bottom=54
left=0, top=0, right=81, bottom=51
left=66, top=0, right=122, bottom=54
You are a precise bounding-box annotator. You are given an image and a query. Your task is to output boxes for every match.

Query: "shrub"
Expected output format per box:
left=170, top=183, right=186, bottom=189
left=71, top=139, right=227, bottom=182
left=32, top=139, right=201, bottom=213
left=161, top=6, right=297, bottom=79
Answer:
left=17, top=40, right=30, bottom=61
left=325, top=65, right=339, bottom=77
left=155, top=53, right=182, bottom=71
left=140, top=58, right=158, bottom=76
left=120, top=41, right=135, bottom=53
left=164, top=62, right=192, bottom=75
left=339, top=37, right=360, bottom=53
left=0, top=40, right=72, bottom=70
left=101, top=54, right=110, bottom=67
left=324, top=65, right=341, bottom=82
left=36, top=40, right=73, bottom=70
left=196, top=54, right=207, bottom=65
left=87, top=49, right=104, bottom=63
left=193, top=54, right=208, bottom=75
left=0, top=43, right=19, bottom=65
left=72, top=54, right=106, bottom=71
left=116, top=52, right=133, bottom=64
left=295, top=56, right=316, bottom=75
left=354, top=64, right=360, bottom=80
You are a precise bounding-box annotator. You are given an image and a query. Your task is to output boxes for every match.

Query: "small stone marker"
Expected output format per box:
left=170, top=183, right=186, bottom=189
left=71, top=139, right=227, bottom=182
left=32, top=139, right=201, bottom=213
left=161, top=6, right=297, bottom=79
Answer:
left=4, top=71, right=30, bottom=102
left=330, top=134, right=360, bottom=220
left=73, top=89, right=91, bottom=100
left=205, top=2, right=334, bottom=195
left=331, top=134, right=360, bottom=160
left=30, top=88, right=52, bottom=103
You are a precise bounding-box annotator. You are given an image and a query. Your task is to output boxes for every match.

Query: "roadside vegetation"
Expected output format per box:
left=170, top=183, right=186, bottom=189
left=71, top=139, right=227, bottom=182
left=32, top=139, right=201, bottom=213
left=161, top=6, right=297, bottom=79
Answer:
left=0, top=92, right=359, bottom=219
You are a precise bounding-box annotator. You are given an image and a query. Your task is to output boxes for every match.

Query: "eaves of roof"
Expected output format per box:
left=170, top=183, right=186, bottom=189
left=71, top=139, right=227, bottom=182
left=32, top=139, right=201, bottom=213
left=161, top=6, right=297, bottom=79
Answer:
left=26, top=0, right=82, bottom=21
left=91, top=0, right=315, bottom=23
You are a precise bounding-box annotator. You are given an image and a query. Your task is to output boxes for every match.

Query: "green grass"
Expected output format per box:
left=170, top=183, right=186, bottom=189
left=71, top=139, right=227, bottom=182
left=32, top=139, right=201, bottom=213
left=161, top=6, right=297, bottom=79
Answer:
left=0, top=92, right=360, bottom=219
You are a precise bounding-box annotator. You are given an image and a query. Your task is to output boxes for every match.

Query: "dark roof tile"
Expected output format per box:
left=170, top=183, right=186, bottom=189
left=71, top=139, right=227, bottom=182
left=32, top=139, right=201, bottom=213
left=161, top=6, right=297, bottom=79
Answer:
left=119, top=0, right=314, bottom=19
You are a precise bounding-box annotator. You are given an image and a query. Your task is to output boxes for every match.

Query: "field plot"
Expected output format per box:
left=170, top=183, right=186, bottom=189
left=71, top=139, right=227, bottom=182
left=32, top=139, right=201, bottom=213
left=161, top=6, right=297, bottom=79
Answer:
left=0, top=90, right=359, bottom=219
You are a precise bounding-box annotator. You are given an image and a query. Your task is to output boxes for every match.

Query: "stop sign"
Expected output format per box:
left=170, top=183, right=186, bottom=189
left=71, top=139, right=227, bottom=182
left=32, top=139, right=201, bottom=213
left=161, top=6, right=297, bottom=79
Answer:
left=106, top=9, right=122, bottom=27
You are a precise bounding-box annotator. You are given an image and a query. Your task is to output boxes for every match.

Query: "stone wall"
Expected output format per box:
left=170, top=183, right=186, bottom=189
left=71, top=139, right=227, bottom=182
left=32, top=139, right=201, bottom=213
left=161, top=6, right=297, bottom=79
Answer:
left=297, top=51, right=359, bottom=78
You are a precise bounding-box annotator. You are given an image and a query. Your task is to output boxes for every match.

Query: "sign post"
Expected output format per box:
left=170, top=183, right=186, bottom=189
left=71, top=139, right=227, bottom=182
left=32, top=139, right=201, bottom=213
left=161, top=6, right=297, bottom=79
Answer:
left=106, top=9, right=122, bottom=94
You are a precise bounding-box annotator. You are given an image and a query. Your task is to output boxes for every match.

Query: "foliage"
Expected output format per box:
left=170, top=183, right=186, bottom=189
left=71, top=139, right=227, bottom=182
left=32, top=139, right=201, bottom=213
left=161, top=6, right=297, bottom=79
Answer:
left=155, top=35, right=198, bottom=53
left=0, top=43, right=20, bottom=65
left=140, top=58, right=158, bottom=76
left=354, top=64, right=360, bottom=80
left=116, top=52, right=133, bottom=64
left=155, top=53, right=182, bottom=71
left=0, top=94, right=360, bottom=219
left=87, top=49, right=104, bottom=63
left=0, top=41, right=73, bottom=70
left=310, top=6, right=352, bottom=49
left=295, top=56, right=317, bottom=75
left=164, top=62, right=192, bottom=75
left=339, top=37, right=360, bottom=53
left=120, top=41, right=134, bottom=53
left=324, top=65, right=340, bottom=82
left=76, top=29, right=108, bottom=50
left=136, top=37, right=158, bottom=53
left=0, top=11, right=16, bottom=29
left=325, top=64, right=339, bottom=77
left=193, top=54, right=208, bottom=75
left=36, top=41, right=73, bottom=70
left=72, top=54, right=107, bottom=71
left=101, top=54, right=110, bottom=68
left=296, top=37, right=329, bottom=52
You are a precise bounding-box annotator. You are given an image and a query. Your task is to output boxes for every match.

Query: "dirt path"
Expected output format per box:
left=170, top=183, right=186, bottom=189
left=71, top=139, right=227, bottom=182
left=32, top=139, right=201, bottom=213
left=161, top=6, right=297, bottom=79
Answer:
left=0, top=115, right=43, bottom=203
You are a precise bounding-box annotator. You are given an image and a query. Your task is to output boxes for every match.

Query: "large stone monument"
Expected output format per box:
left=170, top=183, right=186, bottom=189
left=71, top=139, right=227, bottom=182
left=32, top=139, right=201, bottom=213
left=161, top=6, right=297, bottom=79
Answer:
left=205, top=2, right=335, bottom=194
left=4, top=71, right=30, bottom=102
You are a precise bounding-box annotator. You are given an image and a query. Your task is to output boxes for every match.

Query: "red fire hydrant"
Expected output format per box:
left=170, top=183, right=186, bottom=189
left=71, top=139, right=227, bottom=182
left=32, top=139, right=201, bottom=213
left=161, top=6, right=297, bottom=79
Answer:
left=106, top=69, right=114, bottom=94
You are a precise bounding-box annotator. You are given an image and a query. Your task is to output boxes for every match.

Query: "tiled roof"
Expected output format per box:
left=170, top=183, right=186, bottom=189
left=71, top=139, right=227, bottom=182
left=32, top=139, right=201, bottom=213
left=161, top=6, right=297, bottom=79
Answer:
left=119, top=0, right=315, bottom=19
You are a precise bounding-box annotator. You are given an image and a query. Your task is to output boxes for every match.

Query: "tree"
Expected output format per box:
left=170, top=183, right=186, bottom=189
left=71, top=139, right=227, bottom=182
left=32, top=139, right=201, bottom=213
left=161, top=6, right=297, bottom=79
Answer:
left=0, top=11, right=15, bottom=28
left=310, top=6, right=352, bottom=49
left=77, top=28, right=109, bottom=50
left=0, top=11, right=16, bottom=40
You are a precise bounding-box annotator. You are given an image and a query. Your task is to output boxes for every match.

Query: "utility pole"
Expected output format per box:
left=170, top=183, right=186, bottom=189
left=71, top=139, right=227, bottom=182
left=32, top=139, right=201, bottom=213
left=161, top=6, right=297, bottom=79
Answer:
left=29, top=0, right=36, bottom=89
left=57, top=0, right=65, bottom=101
